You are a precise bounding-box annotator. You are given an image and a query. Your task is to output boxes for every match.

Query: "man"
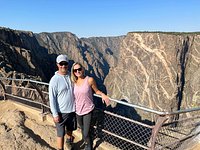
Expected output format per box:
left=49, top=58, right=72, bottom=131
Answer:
left=49, top=54, right=76, bottom=150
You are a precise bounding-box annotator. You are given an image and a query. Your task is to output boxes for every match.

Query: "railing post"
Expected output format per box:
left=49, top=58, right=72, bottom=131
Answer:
left=148, top=115, right=169, bottom=150
left=0, top=79, right=6, bottom=100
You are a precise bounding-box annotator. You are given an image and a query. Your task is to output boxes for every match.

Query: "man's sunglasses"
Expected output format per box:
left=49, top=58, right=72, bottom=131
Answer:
left=73, top=68, right=82, bottom=72
left=59, top=62, right=68, bottom=66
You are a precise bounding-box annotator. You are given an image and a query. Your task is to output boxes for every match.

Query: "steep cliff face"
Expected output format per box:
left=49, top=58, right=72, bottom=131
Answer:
left=183, top=35, right=200, bottom=110
left=0, top=27, right=48, bottom=80
left=0, top=27, right=200, bottom=113
left=104, top=33, right=200, bottom=112
left=35, top=33, right=122, bottom=85
left=81, top=36, right=124, bottom=68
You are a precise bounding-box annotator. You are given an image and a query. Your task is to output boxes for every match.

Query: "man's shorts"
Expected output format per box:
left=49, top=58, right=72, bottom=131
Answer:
left=55, top=112, right=77, bottom=137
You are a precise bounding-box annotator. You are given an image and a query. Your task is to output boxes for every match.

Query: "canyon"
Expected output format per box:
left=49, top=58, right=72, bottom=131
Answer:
left=0, top=27, right=200, bottom=119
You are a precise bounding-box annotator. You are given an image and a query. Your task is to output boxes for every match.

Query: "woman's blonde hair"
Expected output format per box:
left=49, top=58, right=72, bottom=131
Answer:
left=71, top=62, right=84, bottom=83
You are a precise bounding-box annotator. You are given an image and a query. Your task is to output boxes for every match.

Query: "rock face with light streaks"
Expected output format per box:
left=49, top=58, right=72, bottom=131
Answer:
left=105, top=33, right=200, bottom=114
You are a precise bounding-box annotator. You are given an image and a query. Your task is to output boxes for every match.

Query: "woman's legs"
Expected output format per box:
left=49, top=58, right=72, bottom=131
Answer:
left=77, top=112, right=92, bottom=150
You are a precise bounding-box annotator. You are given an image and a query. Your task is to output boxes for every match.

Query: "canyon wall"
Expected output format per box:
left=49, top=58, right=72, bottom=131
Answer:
left=1, top=27, right=200, bottom=114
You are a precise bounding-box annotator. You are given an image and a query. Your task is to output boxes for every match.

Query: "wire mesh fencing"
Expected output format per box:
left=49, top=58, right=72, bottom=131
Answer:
left=91, top=108, right=153, bottom=150
left=155, top=111, right=200, bottom=150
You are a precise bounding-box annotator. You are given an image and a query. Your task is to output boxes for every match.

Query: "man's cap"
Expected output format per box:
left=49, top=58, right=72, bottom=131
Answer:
left=56, top=54, right=69, bottom=63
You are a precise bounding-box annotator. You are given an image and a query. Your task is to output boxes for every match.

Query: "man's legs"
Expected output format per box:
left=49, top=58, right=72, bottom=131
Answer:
left=56, top=132, right=73, bottom=150
left=55, top=113, right=65, bottom=150
left=57, top=136, right=64, bottom=150
left=56, top=113, right=75, bottom=150
left=65, top=131, right=74, bottom=150
left=65, top=112, right=76, bottom=149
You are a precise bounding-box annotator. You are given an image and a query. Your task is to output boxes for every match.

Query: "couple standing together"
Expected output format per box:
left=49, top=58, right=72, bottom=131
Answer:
left=49, top=54, right=110, bottom=150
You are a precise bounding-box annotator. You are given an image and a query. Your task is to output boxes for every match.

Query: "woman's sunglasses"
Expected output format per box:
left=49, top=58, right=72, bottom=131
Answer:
left=73, top=68, right=82, bottom=72
left=59, top=62, right=68, bottom=66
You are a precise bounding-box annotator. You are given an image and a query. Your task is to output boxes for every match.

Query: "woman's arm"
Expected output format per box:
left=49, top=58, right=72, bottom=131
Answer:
left=88, top=77, right=110, bottom=106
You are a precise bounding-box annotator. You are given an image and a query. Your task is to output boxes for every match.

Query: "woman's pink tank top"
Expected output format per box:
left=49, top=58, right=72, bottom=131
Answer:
left=74, top=76, right=94, bottom=115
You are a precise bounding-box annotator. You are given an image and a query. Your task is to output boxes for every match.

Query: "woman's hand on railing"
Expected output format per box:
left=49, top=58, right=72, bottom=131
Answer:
left=102, top=94, right=110, bottom=106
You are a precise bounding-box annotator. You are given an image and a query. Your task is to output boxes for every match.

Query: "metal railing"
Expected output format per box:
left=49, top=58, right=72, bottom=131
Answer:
left=0, top=77, right=200, bottom=150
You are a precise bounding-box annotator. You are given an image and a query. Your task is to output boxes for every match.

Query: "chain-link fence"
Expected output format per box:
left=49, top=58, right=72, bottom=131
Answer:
left=0, top=77, right=200, bottom=150
left=91, top=108, right=153, bottom=150
left=155, top=111, right=200, bottom=150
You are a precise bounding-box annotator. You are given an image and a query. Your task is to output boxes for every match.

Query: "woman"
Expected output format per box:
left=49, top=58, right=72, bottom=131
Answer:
left=71, top=62, right=110, bottom=150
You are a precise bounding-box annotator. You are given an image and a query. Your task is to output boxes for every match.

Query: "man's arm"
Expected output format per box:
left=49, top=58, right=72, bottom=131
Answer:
left=49, top=81, right=59, bottom=118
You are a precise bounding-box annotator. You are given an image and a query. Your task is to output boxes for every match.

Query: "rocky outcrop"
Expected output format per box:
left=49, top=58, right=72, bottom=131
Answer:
left=0, top=101, right=56, bottom=150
